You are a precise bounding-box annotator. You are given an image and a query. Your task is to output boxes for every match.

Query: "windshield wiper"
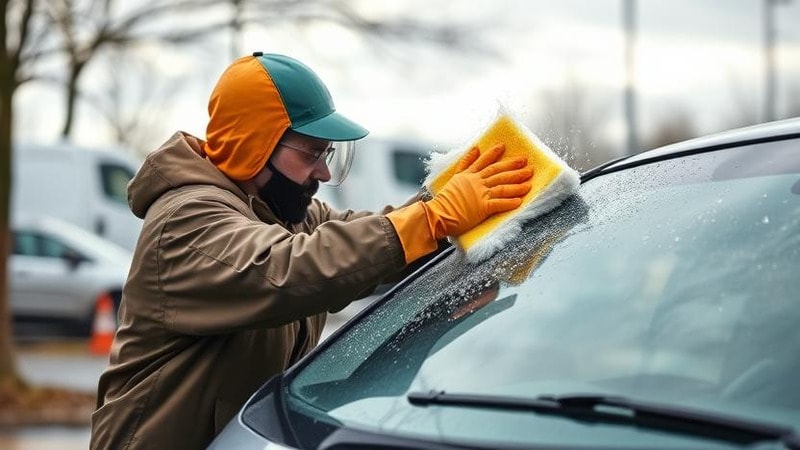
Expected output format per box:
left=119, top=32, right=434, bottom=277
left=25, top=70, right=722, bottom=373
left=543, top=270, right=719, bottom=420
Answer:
left=408, top=390, right=800, bottom=449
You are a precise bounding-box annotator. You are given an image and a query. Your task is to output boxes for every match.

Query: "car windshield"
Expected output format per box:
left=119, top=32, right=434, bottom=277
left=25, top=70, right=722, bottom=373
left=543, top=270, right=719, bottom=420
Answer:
left=287, top=139, right=800, bottom=448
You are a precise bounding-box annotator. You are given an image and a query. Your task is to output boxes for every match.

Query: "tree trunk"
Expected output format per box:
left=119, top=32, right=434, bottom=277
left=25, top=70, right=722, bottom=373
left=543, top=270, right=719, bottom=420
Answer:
left=0, top=71, right=23, bottom=391
left=0, top=223, right=20, bottom=391
left=60, top=61, right=86, bottom=139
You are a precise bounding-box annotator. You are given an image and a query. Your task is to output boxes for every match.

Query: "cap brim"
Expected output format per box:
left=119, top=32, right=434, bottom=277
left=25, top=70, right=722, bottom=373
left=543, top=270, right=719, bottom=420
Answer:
left=292, top=111, right=369, bottom=141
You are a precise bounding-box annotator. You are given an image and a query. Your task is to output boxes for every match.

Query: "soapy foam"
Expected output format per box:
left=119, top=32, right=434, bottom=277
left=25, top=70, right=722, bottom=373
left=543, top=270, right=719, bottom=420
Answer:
left=424, top=107, right=580, bottom=263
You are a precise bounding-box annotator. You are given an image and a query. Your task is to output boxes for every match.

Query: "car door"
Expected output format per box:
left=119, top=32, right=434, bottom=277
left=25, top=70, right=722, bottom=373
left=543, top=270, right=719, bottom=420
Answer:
left=9, top=229, right=90, bottom=320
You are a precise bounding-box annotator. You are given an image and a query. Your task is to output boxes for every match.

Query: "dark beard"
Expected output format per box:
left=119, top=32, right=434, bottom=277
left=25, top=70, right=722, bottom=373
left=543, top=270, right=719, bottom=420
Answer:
left=258, top=162, right=319, bottom=224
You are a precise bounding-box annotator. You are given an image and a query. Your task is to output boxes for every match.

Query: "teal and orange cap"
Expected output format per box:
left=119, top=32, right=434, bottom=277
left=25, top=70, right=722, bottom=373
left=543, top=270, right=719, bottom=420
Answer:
left=203, top=52, right=368, bottom=182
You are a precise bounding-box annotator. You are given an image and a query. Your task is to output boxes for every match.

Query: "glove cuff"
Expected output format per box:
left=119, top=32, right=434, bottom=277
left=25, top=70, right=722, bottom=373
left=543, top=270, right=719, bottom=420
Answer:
left=386, top=202, right=440, bottom=264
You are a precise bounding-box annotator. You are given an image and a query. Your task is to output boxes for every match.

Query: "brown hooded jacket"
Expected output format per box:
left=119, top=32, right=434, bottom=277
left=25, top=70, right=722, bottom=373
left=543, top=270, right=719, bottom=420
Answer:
left=90, top=132, right=406, bottom=449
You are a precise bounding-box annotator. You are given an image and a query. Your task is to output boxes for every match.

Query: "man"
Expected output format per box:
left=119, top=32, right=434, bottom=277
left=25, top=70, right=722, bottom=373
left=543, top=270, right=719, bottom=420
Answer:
left=90, top=52, right=532, bottom=449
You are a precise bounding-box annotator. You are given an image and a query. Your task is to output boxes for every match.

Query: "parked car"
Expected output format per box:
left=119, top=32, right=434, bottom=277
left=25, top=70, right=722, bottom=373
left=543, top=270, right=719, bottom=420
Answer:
left=211, top=118, right=800, bottom=449
left=10, top=215, right=132, bottom=338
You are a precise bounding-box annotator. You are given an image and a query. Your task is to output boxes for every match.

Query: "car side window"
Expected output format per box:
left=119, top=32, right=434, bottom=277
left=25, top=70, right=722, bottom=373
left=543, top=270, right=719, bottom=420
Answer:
left=392, top=149, right=427, bottom=187
left=99, top=162, right=135, bottom=206
left=12, top=231, right=37, bottom=256
left=11, top=230, right=74, bottom=259
left=39, top=234, right=70, bottom=258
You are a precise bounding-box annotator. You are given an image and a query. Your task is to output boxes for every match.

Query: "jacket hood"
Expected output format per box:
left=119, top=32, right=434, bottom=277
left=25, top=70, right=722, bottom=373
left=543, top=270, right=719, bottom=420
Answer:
left=201, top=54, right=368, bottom=182
left=128, top=132, right=246, bottom=219
left=203, top=56, right=290, bottom=182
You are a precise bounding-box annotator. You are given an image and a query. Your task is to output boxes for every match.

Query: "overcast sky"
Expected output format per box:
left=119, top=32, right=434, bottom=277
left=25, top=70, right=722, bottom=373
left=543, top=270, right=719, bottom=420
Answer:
left=14, top=0, right=800, bottom=159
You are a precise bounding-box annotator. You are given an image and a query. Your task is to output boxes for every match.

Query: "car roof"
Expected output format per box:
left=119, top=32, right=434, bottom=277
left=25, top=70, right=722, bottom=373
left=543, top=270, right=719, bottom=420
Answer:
left=584, top=116, right=800, bottom=181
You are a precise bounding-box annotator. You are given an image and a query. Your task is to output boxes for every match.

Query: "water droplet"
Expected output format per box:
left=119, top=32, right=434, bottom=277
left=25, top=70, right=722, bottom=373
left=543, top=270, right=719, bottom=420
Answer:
left=716, top=199, right=723, bottom=204
left=762, top=216, right=770, bottom=224
left=642, top=235, right=650, bottom=241
left=674, top=236, right=681, bottom=242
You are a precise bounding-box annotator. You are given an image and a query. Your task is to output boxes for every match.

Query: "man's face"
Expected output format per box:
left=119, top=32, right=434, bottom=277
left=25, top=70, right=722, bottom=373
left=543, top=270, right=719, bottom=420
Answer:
left=255, top=132, right=333, bottom=224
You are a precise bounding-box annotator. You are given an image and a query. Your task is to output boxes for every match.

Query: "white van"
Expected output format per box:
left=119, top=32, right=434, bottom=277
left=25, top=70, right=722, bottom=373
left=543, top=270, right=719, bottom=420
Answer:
left=12, top=142, right=143, bottom=250
left=317, top=136, right=442, bottom=212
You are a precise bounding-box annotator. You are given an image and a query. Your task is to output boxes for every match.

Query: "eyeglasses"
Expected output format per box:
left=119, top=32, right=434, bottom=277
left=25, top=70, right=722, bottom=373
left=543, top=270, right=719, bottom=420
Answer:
left=277, top=140, right=335, bottom=165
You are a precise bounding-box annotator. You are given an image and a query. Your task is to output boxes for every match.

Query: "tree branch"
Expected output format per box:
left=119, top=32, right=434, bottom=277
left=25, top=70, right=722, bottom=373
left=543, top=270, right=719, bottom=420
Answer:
left=12, top=0, right=37, bottom=72
left=248, top=2, right=498, bottom=57
left=113, top=0, right=221, bottom=32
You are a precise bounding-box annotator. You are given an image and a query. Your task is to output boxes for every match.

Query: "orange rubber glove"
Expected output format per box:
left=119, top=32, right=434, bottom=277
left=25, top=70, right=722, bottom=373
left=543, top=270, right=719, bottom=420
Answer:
left=387, top=144, right=533, bottom=263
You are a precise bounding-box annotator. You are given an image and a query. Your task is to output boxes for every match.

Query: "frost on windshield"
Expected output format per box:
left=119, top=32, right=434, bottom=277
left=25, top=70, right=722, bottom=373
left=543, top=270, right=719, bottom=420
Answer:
left=289, top=195, right=591, bottom=399
left=388, top=194, right=591, bottom=342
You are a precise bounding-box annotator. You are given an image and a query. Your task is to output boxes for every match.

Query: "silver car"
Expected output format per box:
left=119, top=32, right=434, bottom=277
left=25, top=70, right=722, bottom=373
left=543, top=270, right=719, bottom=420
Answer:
left=10, top=215, right=132, bottom=337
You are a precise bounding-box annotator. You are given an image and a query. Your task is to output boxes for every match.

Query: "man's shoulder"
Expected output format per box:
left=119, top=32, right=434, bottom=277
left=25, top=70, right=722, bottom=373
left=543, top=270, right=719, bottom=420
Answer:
left=143, top=185, right=255, bottom=227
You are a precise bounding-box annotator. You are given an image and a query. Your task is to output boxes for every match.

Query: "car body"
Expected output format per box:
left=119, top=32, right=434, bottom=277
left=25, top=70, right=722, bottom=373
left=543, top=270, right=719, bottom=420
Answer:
left=211, top=117, right=800, bottom=449
left=10, top=214, right=132, bottom=338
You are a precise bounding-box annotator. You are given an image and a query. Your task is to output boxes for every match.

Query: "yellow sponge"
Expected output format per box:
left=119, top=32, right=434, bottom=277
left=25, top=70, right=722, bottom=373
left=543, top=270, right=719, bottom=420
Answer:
left=424, top=109, right=580, bottom=263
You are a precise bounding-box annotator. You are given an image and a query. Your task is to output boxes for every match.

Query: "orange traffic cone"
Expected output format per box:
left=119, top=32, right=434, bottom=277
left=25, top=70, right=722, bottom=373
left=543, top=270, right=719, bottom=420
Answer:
left=90, top=293, right=117, bottom=355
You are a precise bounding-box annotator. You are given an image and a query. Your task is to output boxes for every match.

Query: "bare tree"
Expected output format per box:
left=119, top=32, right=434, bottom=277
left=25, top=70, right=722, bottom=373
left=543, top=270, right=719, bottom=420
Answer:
left=528, top=78, right=617, bottom=172
left=644, top=109, right=697, bottom=151
left=725, top=75, right=799, bottom=128
left=0, top=0, right=44, bottom=391
left=245, top=0, right=487, bottom=52
left=48, top=0, right=494, bottom=141
left=84, top=51, right=184, bottom=157
left=723, top=72, right=761, bottom=130
left=45, top=0, right=223, bottom=139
